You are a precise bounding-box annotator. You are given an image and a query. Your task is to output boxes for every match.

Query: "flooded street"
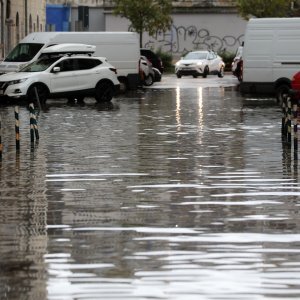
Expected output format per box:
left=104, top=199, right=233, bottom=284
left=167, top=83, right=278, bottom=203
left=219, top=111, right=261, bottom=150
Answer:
left=1, top=75, right=300, bottom=299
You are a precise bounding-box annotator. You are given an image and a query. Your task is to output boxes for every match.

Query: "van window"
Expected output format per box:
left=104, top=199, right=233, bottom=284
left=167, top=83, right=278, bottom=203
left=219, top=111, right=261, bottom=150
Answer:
left=5, top=43, right=44, bottom=62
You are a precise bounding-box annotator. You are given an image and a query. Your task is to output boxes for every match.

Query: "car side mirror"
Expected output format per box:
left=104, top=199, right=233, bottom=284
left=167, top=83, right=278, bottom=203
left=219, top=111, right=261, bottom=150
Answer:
left=52, top=66, right=60, bottom=73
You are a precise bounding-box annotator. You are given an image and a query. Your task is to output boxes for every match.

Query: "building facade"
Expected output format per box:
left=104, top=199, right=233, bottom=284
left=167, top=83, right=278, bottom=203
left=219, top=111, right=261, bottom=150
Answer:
left=1, top=0, right=245, bottom=59
left=46, top=0, right=246, bottom=58
left=0, top=0, right=46, bottom=58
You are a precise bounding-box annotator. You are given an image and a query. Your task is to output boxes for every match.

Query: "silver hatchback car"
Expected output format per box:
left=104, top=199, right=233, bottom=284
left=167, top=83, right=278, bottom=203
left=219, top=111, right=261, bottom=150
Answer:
left=175, top=50, right=225, bottom=78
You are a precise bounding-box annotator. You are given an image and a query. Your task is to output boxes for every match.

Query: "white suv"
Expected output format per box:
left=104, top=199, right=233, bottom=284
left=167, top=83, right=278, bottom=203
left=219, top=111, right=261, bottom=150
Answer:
left=175, top=50, right=225, bottom=78
left=0, top=44, right=120, bottom=104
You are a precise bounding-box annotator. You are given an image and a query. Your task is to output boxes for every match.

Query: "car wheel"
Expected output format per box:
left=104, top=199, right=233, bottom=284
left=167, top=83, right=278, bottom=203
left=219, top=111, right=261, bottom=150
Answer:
left=202, top=67, right=209, bottom=78
left=95, top=81, right=114, bottom=103
left=193, top=75, right=198, bottom=78
left=276, top=84, right=290, bottom=106
left=218, top=66, right=224, bottom=78
left=144, top=74, right=154, bottom=86
left=27, top=84, right=48, bottom=106
left=176, top=73, right=182, bottom=78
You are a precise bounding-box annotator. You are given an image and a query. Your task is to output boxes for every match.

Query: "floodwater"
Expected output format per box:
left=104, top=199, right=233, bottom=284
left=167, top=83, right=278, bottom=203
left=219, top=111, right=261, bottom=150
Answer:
left=1, top=83, right=300, bottom=300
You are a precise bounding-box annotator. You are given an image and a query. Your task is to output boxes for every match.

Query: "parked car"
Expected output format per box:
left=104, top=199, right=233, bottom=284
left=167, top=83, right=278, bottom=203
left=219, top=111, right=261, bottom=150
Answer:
left=0, top=44, right=120, bottom=104
left=139, top=55, right=155, bottom=86
left=232, top=46, right=243, bottom=82
left=140, top=48, right=164, bottom=73
left=175, top=50, right=225, bottom=78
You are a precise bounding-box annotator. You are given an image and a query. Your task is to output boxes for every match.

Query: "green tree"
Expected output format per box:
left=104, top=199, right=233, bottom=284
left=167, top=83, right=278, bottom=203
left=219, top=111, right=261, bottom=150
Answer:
left=237, top=0, right=291, bottom=19
left=113, top=0, right=172, bottom=47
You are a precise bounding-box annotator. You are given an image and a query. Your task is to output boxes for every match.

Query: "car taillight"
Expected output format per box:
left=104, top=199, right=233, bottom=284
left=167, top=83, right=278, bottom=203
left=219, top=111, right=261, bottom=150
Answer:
left=109, top=67, right=117, bottom=74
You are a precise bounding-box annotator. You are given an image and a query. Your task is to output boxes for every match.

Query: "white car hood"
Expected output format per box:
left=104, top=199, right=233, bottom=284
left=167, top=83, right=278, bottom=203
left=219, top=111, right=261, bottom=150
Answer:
left=0, top=72, right=41, bottom=82
left=179, top=59, right=205, bottom=65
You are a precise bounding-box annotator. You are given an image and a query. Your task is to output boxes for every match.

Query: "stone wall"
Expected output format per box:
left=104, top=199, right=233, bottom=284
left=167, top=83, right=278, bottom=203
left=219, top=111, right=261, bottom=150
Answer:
left=1, top=0, right=46, bottom=57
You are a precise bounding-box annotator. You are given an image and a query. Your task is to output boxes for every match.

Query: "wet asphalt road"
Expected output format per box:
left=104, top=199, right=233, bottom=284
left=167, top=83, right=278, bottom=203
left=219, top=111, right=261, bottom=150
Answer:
left=148, top=73, right=238, bottom=89
left=2, top=74, right=300, bottom=300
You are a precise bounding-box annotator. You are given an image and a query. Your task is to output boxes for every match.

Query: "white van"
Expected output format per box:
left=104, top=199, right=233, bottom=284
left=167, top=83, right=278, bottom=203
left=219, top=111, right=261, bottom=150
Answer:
left=240, top=17, right=300, bottom=102
left=0, top=31, right=140, bottom=91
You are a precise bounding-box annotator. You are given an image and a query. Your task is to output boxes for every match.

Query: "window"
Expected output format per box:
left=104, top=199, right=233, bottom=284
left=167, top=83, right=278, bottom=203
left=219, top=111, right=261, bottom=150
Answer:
left=5, top=43, right=44, bottom=62
left=21, top=56, right=60, bottom=72
left=6, top=0, right=10, bottom=19
left=16, top=12, right=20, bottom=43
left=56, top=59, right=76, bottom=72
left=208, top=53, right=214, bottom=60
left=77, top=58, right=101, bottom=70
left=29, top=14, right=32, bottom=33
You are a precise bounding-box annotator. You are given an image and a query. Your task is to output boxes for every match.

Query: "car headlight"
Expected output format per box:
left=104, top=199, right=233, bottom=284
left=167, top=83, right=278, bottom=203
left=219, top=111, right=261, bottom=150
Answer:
left=7, top=78, right=28, bottom=86
left=196, top=61, right=203, bottom=66
left=175, top=61, right=181, bottom=67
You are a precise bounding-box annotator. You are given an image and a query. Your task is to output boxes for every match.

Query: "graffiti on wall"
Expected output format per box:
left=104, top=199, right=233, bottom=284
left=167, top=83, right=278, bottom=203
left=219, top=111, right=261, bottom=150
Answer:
left=144, top=24, right=244, bottom=54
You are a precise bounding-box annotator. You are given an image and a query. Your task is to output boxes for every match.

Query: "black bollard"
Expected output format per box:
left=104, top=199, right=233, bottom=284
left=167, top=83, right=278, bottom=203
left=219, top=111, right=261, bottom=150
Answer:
left=0, top=115, right=2, bottom=160
left=34, top=86, right=42, bottom=111
left=282, top=97, right=287, bottom=139
left=15, top=106, right=20, bottom=151
left=29, top=103, right=39, bottom=142
left=287, top=97, right=292, bottom=146
left=292, top=100, right=298, bottom=159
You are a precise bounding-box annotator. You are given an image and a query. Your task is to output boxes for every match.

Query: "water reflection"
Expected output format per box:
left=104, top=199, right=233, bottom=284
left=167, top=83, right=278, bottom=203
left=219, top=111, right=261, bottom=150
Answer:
left=1, top=89, right=300, bottom=299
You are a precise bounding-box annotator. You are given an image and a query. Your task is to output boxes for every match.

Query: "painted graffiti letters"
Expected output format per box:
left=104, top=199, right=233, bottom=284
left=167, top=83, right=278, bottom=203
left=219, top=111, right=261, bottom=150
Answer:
left=144, top=24, right=244, bottom=55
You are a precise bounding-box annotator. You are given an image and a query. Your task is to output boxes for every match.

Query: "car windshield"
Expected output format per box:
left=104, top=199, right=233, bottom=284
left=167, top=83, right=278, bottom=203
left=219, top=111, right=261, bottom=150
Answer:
left=20, top=56, right=60, bottom=72
left=184, top=52, right=208, bottom=60
left=5, top=43, right=44, bottom=62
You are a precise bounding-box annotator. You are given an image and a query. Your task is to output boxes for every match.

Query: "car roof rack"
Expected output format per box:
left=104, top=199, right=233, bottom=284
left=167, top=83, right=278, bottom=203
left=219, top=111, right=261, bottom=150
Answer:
left=41, top=43, right=96, bottom=56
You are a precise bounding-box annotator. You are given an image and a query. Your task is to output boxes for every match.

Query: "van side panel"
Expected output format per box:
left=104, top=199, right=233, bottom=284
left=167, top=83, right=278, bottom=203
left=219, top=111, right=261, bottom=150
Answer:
left=243, top=30, right=273, bottom=82
left=241, top=18, right=300, bottom=96
left=50, top=33, right=140, bottom=75
left=273, top=30, right=300, bottom=81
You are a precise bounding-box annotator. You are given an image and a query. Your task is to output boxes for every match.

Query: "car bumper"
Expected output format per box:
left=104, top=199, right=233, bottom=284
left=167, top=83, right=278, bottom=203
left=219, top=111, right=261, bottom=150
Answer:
left=176, top=66, right=204, bottom=76
left=0, top=82, right=27, bottom=98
